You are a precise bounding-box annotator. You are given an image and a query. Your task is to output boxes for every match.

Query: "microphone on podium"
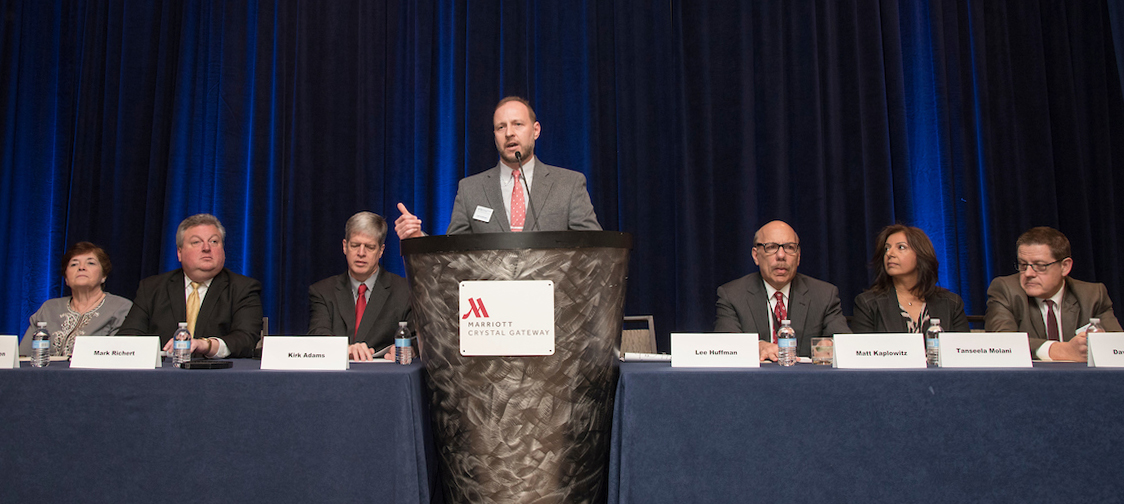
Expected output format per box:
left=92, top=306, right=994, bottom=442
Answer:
left=514, top=151, right=539, bottom=232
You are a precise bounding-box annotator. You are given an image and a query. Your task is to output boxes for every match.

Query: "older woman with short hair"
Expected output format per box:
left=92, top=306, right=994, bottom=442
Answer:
left=851, top=225, right=969, bottom=333
left=20, top=242, right=133, bottom=357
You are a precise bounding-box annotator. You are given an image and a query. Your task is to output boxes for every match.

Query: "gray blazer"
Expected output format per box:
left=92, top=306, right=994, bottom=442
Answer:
left=445, top=161, right=601, bottom=234
left=307, top=270, right=412, bottom=352
left=985, top=273, right=1122, bottom=356
left=851, top=288, right=970, bottom=333
left=715, top=272, right=852, bottom=357
left=20, top=293, right=133, bottom=356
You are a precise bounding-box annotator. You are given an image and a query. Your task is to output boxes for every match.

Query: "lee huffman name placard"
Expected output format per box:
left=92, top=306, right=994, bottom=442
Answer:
left=261, top=336, right=348, bottom=371
left=833, top=334, right=926, bottom=369
left=71, top=336, right=160, bottom=369
left=937, top=333, right=1031, bottom=368
left=459, top=280, right=555, bottom=356
left=0, top=335, right=17, bottom=368
left=671, top=333, right=759, bottom=368
left=1087, top=332, right=1124, bottom=368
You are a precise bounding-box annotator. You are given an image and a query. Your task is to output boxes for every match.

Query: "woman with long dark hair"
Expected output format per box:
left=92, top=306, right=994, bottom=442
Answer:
left=851, top=225, right=969, bottom=333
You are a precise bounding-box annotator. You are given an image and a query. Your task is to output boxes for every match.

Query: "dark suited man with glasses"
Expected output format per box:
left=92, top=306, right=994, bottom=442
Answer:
left=715, top=220, right=851, bottom=361
left=985, top=226, right=1121, bottom=361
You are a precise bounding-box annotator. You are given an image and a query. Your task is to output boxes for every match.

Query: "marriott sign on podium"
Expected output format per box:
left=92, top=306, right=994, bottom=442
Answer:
left=401, top=231, right=632, bottom=504
left=459, top=280, right=555, bottom=356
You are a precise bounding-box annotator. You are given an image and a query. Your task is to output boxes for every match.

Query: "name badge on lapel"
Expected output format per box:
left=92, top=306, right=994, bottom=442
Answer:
left=473, top=206, right=493, bottom=223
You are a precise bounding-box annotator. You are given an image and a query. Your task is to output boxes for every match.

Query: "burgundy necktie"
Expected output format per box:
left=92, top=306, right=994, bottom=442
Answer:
left=355, top=284, right=367, bottom=337
left=511, top=169, right=526, bottom=232
left=1044, top=300, right=1060, bottom=342
left=773, top=291, right=787, bottom=344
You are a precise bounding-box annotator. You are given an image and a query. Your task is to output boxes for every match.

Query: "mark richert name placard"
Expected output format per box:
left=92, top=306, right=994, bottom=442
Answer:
left=71, top=336, right=160, bottom=369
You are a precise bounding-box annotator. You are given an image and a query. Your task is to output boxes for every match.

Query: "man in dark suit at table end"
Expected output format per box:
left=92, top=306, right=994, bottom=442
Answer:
left=118, top=214, right=263, bottom=358
left=985, top=226, right=1121, bottom=361
left=715, top=220, right=851, bottom=361
left=393, top=96, right=601, bottom=239
left=308, top=211, right=411, bottom=361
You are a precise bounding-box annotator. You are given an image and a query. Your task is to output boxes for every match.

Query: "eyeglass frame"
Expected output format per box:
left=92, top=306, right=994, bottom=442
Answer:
left=1015, top=259, right=1066, bottom=274
left=754, top=242, right=800, bottom=255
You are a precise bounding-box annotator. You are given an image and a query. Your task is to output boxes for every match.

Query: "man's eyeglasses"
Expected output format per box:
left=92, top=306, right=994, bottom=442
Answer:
left=755, top=242, right=800, bottom=255
left=1015, top=260, right=1063, bottom=273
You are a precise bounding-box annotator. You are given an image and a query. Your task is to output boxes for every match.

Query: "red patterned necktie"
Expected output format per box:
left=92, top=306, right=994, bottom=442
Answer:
left=1045, top=300, right=1060, bottom=341
left=355, top=284, right=367, bottom=337
left=773, top=291, right=787, bottom=344
left=511, top=169, right=526, bottom=232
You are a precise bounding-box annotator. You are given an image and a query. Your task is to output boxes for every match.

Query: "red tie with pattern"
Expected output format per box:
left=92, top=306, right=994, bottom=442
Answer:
left=1045, top=300, right=1060, bottom=341
left=511, top=169, right=526, bottom=232
left=355, top=284, right=367, bottom=337
left=773, top=291, right=787, bottom=344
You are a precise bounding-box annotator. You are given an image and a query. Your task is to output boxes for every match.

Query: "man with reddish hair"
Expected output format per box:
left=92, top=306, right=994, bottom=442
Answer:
left=394, top=96, right=601, bottom=237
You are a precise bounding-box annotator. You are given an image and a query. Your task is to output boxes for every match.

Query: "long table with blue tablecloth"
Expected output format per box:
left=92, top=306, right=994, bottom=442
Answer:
left=608, top=362, right=1124, bottom=503
left=0, top=360, right=438, bottom=504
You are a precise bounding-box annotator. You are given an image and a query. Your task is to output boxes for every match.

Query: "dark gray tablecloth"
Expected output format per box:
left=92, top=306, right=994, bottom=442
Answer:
left=609, top=362, right=1124, bottom=503
left=0, top=360, right=437, bottom=503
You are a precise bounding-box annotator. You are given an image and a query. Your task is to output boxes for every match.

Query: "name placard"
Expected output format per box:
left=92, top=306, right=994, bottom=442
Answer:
left=1087, top=332, right=1124, bottom=368
left=0, top=336, right=16, bottom=368
left=832, top=334, right=926, bottom=369
left=937, top=332, right=1031, bottom=368
left=261, top=336, right=348, bottom=371
left=671, top=333, right=760, bottom=368
left=71, top=336, right=160, bottom=369
left=459, top=280, right=555, bottom=356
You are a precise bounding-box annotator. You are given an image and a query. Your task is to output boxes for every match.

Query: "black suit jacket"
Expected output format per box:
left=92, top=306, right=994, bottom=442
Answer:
left=985, top=273, right=1122, bottom=356
left=851, top=288, right=969, bottom=333
left=715, top=272, right=852, bottom=357
left=118, top=268, right=263, bottom=358
left=307, top=270, right=412, bottom=352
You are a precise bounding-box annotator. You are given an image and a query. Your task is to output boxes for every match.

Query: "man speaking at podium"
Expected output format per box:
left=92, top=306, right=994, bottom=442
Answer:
left=394, top=96, right=601, bottom=238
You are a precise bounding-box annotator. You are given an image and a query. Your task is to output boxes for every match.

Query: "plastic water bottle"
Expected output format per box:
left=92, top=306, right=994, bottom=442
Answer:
left=172, top=322, right=192, bottom=367
left=395, top=322, right=413, bottom=365
left=1087, top=317, right=1104, bottom=336
left=1086, top=318, right=1104, bottom=366
left=926, top=318, right=943, bottom=366
left=777, top=319, right=797, bottom=366
left=30, top=321, right=50, bottom=367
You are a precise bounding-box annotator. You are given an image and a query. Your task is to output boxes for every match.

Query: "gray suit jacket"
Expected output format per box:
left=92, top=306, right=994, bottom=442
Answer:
left=985, top=273, right=1122, bottom=356
left=851, top=288, right=970, bottom=333
left=307, top=270, right=412, bottom=352
left=446, top=161, right=601, bottom=234
left=715, top=272, right=852, bottom=357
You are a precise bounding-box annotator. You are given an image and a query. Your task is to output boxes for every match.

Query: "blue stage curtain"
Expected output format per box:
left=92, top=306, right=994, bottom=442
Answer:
left=2, top=1, right=1122, bottom=350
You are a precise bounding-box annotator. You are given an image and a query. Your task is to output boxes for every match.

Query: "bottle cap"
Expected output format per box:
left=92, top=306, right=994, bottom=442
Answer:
left=178, top=322, right=188, bottom=328
left=398, top=321, right=408, bottom=327
left=37, top=321, right=47, bottom=327
left=1090, top=318, right=1101, bottom=324
left=930, top=318, right=941, bottom=324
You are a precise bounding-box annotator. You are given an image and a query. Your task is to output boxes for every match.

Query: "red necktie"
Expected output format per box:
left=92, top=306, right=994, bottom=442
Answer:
left=773, top=291, right=787, bottom=344
left=511, top=169, right=526, bottom=232
left=1045, top=300, right=1060, bottom=342
left=355, top=284, right=367, bottom=337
